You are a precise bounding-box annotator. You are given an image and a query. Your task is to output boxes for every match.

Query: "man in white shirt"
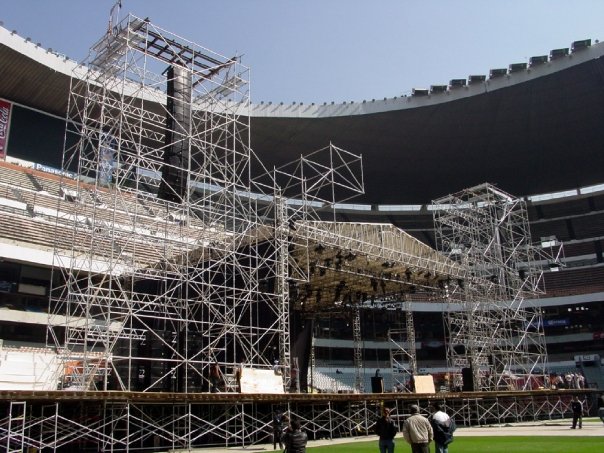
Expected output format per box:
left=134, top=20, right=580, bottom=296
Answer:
left=430, top=403, right=455, bottom=453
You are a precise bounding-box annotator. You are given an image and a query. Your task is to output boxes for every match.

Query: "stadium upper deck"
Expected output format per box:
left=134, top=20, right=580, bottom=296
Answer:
left=1, top=25, right=604, bottom=204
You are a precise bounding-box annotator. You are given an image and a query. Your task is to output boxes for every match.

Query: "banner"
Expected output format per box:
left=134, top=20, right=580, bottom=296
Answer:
left=0, top=99, right=12, bottom=160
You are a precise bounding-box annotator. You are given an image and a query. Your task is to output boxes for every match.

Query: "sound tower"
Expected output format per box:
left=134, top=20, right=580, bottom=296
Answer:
left=371, top=376, right=384, bottom=393
left=461, top=367, right=474, bottom=392
left=158, top=64, right=192, bottom=202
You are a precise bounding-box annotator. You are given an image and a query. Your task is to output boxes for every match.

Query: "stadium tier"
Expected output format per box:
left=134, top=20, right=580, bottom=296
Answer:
left=0, top=14, right=603, bottom=452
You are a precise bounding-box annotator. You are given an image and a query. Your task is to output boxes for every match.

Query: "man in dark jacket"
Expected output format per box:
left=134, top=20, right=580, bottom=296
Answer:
left=570, top=396, right=583, bottom=429
left=283, top=419, right=307, bottom=453
left=430, top=403, right=455, bottom=453
left=598, top=393, right=604, bottom=424
left=375, top=407, right=398, bottom=453
left=273, top=411, right=285, bottom=450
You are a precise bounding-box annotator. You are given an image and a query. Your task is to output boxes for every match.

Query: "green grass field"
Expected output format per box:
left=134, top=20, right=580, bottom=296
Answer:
left=308, top=436, right=604, bottom=453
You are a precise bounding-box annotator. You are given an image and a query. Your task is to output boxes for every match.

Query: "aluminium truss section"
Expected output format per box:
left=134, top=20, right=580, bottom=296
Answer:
left=289, top=222, right=467, bottom=312
left=49, top=14, right=284, bottom=397
left=250, top=143, right=366, bottom=390
left=433, top=183, right=548, bottom=391
left=295, top=222, right=467, bottom=281
left=251, top=143, right=366, bottom=284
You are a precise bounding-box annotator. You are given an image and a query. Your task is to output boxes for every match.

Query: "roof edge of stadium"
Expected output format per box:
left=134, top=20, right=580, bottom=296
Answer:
left=0, top=25, right=86, bottom=78
left=2, top=25, right=603, bottom=119
left=249, top=39, right=604, bottom=118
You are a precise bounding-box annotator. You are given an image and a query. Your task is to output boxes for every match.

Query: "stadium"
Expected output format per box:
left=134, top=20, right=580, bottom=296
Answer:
left=0, top=7, right=603, bottom=452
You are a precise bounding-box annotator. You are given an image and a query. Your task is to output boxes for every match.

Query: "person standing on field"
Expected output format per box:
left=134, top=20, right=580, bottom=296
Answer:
left=402, top=405, right=433, bottom=453
left=374, top=407, right=398, bottom=453
left=429, top=402, right=455, bottom=453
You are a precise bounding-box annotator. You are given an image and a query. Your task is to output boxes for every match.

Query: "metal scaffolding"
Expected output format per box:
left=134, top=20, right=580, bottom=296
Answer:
left=11, top=7, right=531, bottom=451
left=388, top=299, right=417, bottom=392
left=433, top=183, right=549, bottom=391
left=352, top=305, right=363, bottom=392
left=41, top=12, right=370, bottom=450
left=0, top=390, right=595, bottom=451
left=48, top=13, right=279, bottom=396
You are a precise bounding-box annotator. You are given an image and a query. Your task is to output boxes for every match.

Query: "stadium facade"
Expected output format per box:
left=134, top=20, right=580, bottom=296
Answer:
left=0, top=13, right=603, bottom=452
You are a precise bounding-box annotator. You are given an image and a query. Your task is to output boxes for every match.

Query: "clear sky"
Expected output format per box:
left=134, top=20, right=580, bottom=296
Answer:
left=2, top=0, right=604, bottom=104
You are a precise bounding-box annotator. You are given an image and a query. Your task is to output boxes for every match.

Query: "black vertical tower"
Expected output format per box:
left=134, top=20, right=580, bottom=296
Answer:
left=158, top=64, right=192, bottom=202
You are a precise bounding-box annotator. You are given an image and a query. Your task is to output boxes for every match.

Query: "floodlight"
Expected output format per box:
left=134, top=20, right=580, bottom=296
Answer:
left=571, top=39, right=591, bottom=52
left=489, top=68, right=508, bottom=79
left=468, top=75, right=486, bottom=84
left=549, top=48, right=569, bottom=60
left=449, top=79, right=466, bottom=88
left=529, top=55, right=548, bottom=66
left=412, top=88, right=429, bottom=96
left=430, top=85, right=448, bottom=94
left=508, top=63, right=527, bottom=73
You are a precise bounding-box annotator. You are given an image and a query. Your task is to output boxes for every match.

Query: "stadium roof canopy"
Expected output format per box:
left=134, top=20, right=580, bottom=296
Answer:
left=2, top=26, right=604, bottom=204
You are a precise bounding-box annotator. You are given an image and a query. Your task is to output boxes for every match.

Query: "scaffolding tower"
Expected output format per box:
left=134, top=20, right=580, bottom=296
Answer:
left=388, top=299, right=417, bottom=392
left=41, top=12, right=370, bottom=449
left=48, top=13, right=286, bottom=395
left=433, top=183, right=548, bottom=391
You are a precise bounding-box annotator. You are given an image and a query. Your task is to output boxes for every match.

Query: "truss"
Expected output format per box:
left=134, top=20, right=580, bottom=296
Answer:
left=433, top=183, right=548, bottom=391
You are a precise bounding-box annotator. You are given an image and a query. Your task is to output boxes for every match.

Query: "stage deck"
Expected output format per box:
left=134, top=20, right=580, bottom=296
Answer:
left=0, top=388, right=597, bottom=403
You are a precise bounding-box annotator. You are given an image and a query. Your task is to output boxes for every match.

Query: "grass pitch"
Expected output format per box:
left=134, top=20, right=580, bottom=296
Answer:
left=308, top=436, right=604, bottom=453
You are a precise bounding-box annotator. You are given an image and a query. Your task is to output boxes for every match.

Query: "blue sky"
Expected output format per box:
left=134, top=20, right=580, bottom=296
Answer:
left=2, top=0, right=604, bottom=104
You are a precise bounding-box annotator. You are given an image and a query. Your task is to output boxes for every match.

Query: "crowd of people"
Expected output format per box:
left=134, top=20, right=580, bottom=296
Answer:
left=375, top=403, right=455, bottom=453
left=271, top=395, right=599, bottom=452
left=549, top=371, right=587, bottom=389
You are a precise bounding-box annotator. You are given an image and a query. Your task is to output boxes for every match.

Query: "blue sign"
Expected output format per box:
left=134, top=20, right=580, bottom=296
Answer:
left=543, top=318, right=570, bottom=327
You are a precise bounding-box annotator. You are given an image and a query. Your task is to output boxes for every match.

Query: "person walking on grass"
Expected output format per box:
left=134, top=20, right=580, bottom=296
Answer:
left=273, top=410, right=285, bottom=450
left=570, top=395, right=583, bottom=429
left=283, top=418, right=307, bottom=453
left=375, top=407, right=398, bottom=453
left=430, top=402, right=455, bottom=453
left=402, top=404, right=433, bottom=453
left=598, top=393, right=604, bottom=424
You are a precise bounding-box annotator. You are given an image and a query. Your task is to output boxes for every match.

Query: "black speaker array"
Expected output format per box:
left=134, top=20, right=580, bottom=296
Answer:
left=371, top=376, right=384, bottom=393
left=461, top=367, right=474, bottom=392
left=158, top=64, right=192, bottom=202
